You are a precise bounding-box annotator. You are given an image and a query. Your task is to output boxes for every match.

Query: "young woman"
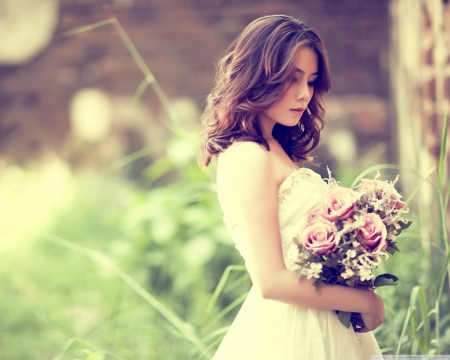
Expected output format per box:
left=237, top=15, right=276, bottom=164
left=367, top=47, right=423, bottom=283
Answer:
left=200, top=15, right=384, bottom=360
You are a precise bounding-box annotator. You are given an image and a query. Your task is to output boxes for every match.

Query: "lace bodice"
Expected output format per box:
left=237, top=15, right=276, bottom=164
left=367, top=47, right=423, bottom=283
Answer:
left=222, top=167, right=328, bottom=271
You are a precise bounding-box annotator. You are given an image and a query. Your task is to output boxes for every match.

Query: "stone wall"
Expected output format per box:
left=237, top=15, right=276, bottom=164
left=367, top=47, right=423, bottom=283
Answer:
left=0, top=0, right=390, bottom=168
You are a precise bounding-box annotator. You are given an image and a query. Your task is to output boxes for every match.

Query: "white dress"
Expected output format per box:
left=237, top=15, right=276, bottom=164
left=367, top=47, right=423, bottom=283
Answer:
left=215, top=168, right=382, bottom=360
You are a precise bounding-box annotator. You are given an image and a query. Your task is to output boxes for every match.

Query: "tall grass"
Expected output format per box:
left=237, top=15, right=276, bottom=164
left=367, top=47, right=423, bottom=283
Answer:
left=57, top=16, right=450, bottom=357
left=366, top=114, right=450, bottom=355
left=1, top=14, right=448, bottom=359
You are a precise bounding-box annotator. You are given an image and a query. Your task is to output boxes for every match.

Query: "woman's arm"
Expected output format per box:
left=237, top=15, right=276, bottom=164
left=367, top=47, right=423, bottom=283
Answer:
left=218, top=142, right=384, bottom=331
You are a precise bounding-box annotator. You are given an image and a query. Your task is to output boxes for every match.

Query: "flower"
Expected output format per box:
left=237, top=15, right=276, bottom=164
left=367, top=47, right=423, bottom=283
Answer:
left=390, top=193, right=406, bottom=210
left=357, top=213, right=387, bottom=253
left=306, top=263, right=323, bottom=279
left=346, top=249, right=357, bottom=258
left=290, top=170, right=406, bottom=331
left=341, top=268, right=355, bottom=279
left=301, top=222, right=339, bottom=255
left=359, top=178, right=389, bottom=193
left=307, top=204, right=323, bottom=223
left=322, top=187, right=358, bottom=221
left=358, top=267, right=373, bottom=281
left=359, top=178, right=406, bottom=210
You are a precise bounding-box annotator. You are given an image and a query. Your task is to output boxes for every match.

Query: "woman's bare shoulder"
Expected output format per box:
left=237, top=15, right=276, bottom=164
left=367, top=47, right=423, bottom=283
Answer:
left=217, top=141, right=276, bottom=196
left=218, top=141, right=270, bottom=170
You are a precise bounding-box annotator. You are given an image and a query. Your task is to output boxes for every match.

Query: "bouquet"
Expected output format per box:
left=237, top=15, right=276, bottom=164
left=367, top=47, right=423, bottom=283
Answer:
left=291, top=170, right=411, bottom=329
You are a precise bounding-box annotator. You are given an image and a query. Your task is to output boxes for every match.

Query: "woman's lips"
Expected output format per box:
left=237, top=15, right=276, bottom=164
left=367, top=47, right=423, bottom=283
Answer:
left=290, top=108, right=304, bottom=115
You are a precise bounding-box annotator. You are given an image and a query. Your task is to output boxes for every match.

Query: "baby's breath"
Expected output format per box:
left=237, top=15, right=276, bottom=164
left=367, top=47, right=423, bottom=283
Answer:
left=292, top=171, right=408, bottom=289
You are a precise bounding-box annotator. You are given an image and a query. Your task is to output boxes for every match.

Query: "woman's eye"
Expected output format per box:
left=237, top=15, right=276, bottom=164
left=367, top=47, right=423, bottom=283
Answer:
left=308, top=81, right=315, bottom=87
left=291, top=77, right=299, bottom=83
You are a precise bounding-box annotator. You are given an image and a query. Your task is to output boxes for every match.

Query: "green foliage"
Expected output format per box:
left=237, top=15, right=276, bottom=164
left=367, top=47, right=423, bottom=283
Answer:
left=1, top=15, right=448, bottom=359
left=337, top=311, right=352, bottom=329
left=0, top=161, right=249, bottom=359
left=0, top=17, right=250, bottom=359
left=374, top=274, right=399, bottom=287
left=363, top=114, right=450, bottom=356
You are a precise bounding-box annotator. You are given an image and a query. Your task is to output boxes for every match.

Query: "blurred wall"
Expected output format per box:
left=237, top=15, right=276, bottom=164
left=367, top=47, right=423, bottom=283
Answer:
left=390, top=0, right=450, bottom=177
left=0, top=0, right=390, bottom=170
left=389, top=0, right=450, bottom=252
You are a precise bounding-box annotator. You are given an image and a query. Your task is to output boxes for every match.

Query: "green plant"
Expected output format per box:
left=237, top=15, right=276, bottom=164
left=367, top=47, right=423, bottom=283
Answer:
left=351, top=115, right=449, bottom=355
left=2, top=11, right=448, bottom=359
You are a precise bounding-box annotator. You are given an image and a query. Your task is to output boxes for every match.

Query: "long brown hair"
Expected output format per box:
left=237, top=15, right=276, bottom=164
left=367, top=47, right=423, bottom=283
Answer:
left=200, top=15, right=331, bottom=167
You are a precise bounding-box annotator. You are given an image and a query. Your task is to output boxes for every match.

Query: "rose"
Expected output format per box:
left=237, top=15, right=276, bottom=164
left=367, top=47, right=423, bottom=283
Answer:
left=322, top=187, right=358, bottom=221
left=307, top=204, right=323, bottom=223
left=301, top=222, right=339, bottom=255
left=357, top=213, right=387, bottom=253
left=322, top=188, right=358, bottom=221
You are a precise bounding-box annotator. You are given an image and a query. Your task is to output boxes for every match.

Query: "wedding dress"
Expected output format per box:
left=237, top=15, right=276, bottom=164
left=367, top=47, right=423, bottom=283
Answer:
left=215, top=167, right=382, bottom=360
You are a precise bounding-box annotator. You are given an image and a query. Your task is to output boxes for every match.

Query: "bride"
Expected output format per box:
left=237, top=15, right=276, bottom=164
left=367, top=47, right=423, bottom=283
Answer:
left=200, top=15, right=384, bottom=360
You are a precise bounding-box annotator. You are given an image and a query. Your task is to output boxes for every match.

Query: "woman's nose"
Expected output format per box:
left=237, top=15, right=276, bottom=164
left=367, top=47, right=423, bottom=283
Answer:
left=296, top=81, right=311, bottom=101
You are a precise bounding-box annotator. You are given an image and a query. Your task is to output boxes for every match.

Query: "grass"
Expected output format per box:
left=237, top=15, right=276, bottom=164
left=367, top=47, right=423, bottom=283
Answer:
left=0, top=165, right=246, bottom=359
left=1, top=13, right=448, bottom=359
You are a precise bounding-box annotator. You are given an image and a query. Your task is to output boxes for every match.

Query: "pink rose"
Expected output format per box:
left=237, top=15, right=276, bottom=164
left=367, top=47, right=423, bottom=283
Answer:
left=301, top=222, right=339, bottom=256
left=307, top=204, right=323, bottom=223
left=322, top=187, right=358, bottom=221
left=357, top=213, right=387, bottom=253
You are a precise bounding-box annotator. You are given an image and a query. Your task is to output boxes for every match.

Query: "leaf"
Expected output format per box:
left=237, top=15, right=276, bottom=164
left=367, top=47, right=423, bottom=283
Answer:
left=322, top=256, right=340, bottom=268
left=82, top=350, right=105, bottom=360
left=386, top=242, right=400, bottom=255
left=59, top=19, right=114, bottom=37
left=374, top=273, right=399, bottom=287
left=437, top=114, right=448, bottom=189
left=345, top=278, right=358, bottom=287
left=337, top=310, right=352, bottom=328
left=313, top=279, right=325, bottom=293
left=362, top=279, right=374, bottom=288
left=396, top=220, right=412, bottom=236
left=202, top=265, right=247, bottom=321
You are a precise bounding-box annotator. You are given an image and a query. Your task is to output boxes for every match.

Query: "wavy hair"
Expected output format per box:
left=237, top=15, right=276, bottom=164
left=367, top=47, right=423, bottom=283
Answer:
left=200, top=14, right=331, bottom=167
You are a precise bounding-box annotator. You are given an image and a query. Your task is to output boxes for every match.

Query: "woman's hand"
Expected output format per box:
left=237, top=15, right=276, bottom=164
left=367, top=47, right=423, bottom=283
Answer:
left=357, top=292, right=385, bottom=333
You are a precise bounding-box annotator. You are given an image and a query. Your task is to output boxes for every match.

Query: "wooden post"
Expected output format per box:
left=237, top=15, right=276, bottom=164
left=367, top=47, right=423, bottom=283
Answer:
left=389, top=0, right=450, bottom=283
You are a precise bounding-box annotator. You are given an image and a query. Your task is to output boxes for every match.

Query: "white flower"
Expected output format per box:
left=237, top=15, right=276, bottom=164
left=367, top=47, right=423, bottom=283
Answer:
left=358, top=267, right=373, bottom=281
left=306, top=263, right=323, bottom=279
left=358, top=254, right=375, bottom=268
left=341, top=268, right=355, bottom=279
left=352, top=241, right=360, bottom=248
left=346, top=249, right=357, bottom=258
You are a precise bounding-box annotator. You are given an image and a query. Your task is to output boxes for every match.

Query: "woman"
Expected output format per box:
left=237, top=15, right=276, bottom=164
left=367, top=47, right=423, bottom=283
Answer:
left=200, top=15, right=384, bottom=359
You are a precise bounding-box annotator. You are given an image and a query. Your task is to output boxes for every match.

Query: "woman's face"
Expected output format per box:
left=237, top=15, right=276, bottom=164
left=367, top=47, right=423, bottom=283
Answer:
left=258, top=46, right=318, bottom=137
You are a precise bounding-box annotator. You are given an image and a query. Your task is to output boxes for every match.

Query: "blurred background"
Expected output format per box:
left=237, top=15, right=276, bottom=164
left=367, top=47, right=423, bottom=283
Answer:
left=0, top=0, right=449, bottom=359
